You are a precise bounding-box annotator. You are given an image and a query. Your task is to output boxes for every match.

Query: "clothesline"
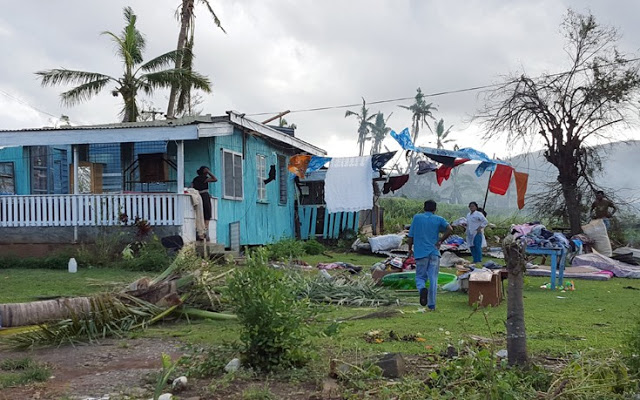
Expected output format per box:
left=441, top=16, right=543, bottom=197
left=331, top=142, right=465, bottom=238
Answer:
left=287, top=127, right=530, bottom=210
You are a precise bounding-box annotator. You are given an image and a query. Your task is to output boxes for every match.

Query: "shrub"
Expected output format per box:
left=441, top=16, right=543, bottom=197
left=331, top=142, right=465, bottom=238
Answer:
left=265, top=238, right=305, bottom=261
left=118, top=237, right=173, bottom=271
left=303, top=239, right=324, bottom=255
left=226, top=247, right=316, bottom=372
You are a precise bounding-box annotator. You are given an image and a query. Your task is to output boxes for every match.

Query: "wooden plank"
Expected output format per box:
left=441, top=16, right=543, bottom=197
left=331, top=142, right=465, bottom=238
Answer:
left=347, top=212, right=354, bottom=231
left=322, top=208, right=329, bottom=239
left=327, top=211, right=334, bottom=239
left=299, top=207, right=308, bottom=239
left=310, top=206, right=318, bottom=238
left=332, top=213, right=341, bottom=239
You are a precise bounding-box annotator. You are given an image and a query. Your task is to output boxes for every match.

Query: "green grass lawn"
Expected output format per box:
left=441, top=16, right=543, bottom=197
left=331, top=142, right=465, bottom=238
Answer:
left=0, top=268, right=149, bottom=303
left=2, top=252, right=639, bottom=357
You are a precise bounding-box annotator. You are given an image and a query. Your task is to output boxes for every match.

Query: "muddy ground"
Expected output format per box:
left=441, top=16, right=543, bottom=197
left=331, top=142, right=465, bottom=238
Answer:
left=0, top=338, right=320, bottom=400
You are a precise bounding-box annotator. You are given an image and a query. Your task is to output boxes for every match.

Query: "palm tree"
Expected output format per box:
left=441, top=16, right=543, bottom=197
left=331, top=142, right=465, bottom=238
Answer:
left=166, top=0, right=225, bottom=117
left=432, top=118, right=455, bottom=149
left=345, top=98, right=376, bottom=156
left=36, top=7, right=211, bottom=122
left=370, top=112, right=392, bottom=154
left=399, top=87, right=437, bottom=145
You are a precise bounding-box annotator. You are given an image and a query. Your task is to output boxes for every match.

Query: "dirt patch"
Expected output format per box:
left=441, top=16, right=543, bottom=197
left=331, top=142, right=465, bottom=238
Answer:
left=0, top=338, right=322, bottom=400
left=0, top=337, right=184, bottom=400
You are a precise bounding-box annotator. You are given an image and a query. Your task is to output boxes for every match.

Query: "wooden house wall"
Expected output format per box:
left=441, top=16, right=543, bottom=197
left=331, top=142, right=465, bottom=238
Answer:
left=183, top=129, right=295, bottom=248
left=0, top=147, right=28, bottom=195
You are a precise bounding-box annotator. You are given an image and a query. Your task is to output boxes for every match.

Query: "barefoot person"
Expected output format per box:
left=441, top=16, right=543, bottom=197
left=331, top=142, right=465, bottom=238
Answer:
left=591, top=190, right=617, bottom=230
left=191, top=166, right=217, bottom=240
left=407, top=200, right=453, bottom=310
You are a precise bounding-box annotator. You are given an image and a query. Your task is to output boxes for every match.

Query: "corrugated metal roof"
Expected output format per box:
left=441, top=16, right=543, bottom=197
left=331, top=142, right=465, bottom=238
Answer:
left=0, top=115, right=216, bottom=133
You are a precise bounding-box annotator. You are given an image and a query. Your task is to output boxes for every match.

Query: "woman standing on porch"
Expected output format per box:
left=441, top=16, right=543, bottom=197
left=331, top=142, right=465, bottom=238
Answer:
left=191, top=166, right=217, bottom=240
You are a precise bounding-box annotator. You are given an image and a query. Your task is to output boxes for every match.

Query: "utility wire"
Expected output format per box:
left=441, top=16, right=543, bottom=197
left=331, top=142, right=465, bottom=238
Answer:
left=0, top=89, right=62, bottom=121
left=246, top=56, right=640, bottom=117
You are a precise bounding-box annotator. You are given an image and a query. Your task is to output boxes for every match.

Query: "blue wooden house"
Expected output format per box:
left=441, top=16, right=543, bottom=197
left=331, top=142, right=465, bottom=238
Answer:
left=0, top=112, right=326, bottom=248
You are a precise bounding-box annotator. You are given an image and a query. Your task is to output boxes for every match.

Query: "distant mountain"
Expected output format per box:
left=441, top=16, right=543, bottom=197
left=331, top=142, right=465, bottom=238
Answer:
left=385, top=140, right=640, bottom=211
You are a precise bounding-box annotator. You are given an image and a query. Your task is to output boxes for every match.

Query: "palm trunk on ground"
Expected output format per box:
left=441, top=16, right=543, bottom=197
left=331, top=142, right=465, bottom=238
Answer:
left=0, top=298, right=92, bottom=327
left=503, top=235, right=528, bottom=367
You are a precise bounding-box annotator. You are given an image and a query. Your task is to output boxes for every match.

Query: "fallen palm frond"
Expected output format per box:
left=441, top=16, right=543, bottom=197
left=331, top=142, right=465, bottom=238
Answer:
left=3, top=293, right=165, bottom=349
left=179, top=307, right=237, bottom=320
left=292, top=273, right=400, bottom=307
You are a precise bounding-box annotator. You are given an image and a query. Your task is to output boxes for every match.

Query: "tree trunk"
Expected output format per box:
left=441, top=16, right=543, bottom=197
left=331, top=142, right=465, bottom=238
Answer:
left=167, top=0, right=194, bottom=118
left=502, top=235, right=528, bottom=367
left=0, top=297, right=92, bottom=327
left=560, top=179, right=582, bottom=235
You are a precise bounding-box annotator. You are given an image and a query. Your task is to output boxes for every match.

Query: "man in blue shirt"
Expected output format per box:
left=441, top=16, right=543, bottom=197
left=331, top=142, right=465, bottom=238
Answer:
left=407, top=200, right=453, bottom=310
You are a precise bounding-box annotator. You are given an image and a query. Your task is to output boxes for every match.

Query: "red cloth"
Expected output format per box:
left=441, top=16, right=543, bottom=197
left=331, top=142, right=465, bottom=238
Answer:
left=489, top=164, right=514, bottom=195
left=435, top=159, right=469, bottom=185
left=514, top=171, right=528, bottom=209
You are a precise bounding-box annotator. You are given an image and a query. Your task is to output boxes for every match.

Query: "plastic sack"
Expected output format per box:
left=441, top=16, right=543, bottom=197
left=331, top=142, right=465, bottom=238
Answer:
left=369, top=234, right=403, bottom=253
left=442, top=278, right=461, bottom=292
left=581, top=219, right=612, bottom=257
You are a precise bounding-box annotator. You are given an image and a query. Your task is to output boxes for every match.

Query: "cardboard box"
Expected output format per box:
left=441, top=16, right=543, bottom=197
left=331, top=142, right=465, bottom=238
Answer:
left=468, top=272, right=502, bottom=307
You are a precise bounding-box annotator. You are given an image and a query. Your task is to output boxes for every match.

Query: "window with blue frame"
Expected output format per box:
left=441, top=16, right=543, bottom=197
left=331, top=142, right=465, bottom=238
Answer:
left=0, top=162, right=15, bottom=194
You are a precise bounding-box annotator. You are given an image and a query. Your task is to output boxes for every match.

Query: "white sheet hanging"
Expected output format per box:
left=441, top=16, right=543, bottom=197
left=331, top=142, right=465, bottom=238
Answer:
left=324, top=156, right=373, bottom=213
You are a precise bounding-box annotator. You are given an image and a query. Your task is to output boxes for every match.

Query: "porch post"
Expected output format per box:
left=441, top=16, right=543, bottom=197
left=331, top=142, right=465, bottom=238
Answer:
left=72, top=145, right=79, bottom=243
left=73, top=145, right=79, bottom=194
left=177, top=140, right=184, bottom=194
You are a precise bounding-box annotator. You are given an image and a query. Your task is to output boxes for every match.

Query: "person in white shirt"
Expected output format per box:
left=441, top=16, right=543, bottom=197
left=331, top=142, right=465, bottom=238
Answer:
left=466, top=202, right=489, bottom=263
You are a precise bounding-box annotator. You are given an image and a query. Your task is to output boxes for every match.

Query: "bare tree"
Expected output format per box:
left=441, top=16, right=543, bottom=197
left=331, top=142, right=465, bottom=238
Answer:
left=479, top=10, right=640, bottom=234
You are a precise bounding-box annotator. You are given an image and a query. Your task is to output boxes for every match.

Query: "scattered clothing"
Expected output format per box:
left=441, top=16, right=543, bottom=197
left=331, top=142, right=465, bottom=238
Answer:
left=325, top=156, right=373, bottom=213
left=371, top=151, right=396, bottom=171
left=428, top=154, right=457, bottom=167
left=488, top=164, right=513, bottom=195
left=435, top=159, right=470, bottom=185
left=383, top=175, right=410, bottom=194
left=514, top=171, right=529, bottom=209
left=306, top=156, right=332, bottom=174
left=417, top=160, right=438, bottom=175
left=288, top=155, right=313, bottom=179
left=572, top=252, right=640, bottom=278
left=185, top=188, right=206, bottom=239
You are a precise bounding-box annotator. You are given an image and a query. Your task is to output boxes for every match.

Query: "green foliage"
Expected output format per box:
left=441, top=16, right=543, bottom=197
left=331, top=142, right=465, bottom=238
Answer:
left=179, top=345, right=238, bottom=378
left=265, top=238, right=306, bottom=261
left=241, top=385, right=277, bottom=400
left=153, top=353, right=180, bottom=400
left=226, top=248, right=316, bottom=372
left=117, top=237, right=172, bottom=271
left=624, top=316, right=640, bottom=377
left=303, top=239, right=325, bottom=255
left=0, top=358, right=50, bottom=389
left=0, top=252, right=72, bottom=270
left=380, top=197, right=470, bottom=232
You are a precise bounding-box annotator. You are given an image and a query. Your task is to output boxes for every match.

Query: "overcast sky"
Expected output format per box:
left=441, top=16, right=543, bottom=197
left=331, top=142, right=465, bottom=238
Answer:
left=2, top=0, right=640, bottom=159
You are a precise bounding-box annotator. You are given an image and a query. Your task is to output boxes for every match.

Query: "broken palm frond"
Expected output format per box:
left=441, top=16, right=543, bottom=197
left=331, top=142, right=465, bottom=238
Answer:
left=179, top=307, right=237, bottom=320
left=292, top=274, right=400, bottom=307
left=3, top=294, right=164, bottom=349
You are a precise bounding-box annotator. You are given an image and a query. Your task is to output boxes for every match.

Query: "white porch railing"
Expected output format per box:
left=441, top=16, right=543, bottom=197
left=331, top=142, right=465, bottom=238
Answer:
left=0, top=194, right=217, bottom=228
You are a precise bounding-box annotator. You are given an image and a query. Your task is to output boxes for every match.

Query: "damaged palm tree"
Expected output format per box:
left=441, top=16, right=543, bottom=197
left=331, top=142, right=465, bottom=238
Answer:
left=502, top=234, right=528, bottom=367
left=0, top=245, right=236, bottom=348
